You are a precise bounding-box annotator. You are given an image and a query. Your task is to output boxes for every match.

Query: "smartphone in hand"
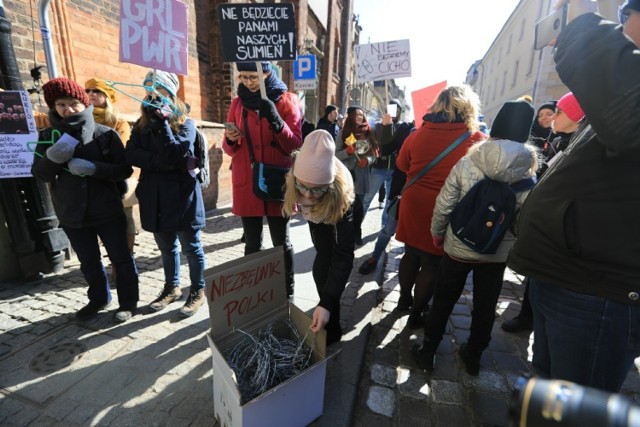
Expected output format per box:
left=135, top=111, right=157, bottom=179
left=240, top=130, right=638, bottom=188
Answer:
left=224, top=122, right=243, bottom=135
left=534, top=5, right=567, bottom=50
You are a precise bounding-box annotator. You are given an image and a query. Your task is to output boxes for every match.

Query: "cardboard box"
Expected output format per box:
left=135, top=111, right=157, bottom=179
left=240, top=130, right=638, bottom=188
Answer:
left=204, top=247, right=328, bottom=427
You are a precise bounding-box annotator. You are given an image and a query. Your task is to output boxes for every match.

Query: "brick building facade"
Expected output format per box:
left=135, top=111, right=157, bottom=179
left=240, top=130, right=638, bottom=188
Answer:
left=2, top=0, right=353, bottom=211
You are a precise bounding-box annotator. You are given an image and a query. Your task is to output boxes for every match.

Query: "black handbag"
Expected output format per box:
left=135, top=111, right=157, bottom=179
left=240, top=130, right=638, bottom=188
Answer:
left=387, top=131, right=470, bottom=220
left=243, top=110, right=289, bottom=202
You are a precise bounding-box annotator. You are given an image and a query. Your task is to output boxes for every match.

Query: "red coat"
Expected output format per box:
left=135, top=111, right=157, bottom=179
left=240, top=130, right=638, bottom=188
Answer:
left=395, top=121, right=485, bottom=254
left=223, top=92, right=302, bottom=217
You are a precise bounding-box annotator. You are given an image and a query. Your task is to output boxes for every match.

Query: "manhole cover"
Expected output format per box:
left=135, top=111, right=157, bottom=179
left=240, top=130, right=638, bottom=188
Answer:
left=29, top=341, right=87, bottom=373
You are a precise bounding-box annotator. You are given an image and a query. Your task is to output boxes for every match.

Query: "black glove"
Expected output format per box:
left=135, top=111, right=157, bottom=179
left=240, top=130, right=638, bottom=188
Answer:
left=259, top=99, right=284, bottom=133
left=184, top=155, right=200, bottom=171
left=144, top=96, right=173, bottom=121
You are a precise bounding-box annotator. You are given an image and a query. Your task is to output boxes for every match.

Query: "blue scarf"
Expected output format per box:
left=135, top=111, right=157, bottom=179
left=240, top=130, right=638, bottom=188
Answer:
left=237, top=73, right=288, bottom=110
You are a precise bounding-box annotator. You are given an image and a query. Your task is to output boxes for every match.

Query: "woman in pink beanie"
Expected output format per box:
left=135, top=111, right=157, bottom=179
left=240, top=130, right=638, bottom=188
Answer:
left=282, top=129, right=355, bottom=345
left=539, top=92, right=585, bottom=175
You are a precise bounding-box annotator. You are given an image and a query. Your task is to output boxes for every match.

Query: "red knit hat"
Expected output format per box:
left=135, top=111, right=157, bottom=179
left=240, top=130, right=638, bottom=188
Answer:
left=557, top=92, right=585, bottom=123
left=43, top=77, right=91, bottom=109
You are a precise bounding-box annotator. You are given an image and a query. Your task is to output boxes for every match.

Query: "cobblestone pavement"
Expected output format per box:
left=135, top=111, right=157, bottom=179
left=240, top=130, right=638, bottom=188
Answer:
left=1, top=204, right=639, bottom=427
left=0, top=206, right=382, bottom=427
left=352, top=238, right=640, bottom=426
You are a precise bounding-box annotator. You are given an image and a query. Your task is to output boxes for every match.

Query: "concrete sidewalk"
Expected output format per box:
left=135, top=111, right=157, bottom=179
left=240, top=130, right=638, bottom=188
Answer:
left=0, top=205, right=383, bottom=427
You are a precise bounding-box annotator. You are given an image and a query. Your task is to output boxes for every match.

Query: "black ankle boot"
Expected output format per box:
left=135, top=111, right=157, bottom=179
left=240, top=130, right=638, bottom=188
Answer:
left=411, top=339, right=438, bottom=371
left=459, top=342, right=481, bottom=376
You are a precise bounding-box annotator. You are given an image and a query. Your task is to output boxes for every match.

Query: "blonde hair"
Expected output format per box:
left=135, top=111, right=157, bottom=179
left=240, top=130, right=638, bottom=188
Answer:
left=429, top=84, right=481, bottom=133
left=133, top=95, right=188, bottom=133
left=101, top=97, right=120, bottom=128
left=282, top=157, right=355, bottom=225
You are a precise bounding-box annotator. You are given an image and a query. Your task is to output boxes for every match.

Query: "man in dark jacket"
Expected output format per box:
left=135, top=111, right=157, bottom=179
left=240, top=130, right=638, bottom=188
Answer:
left=507, top=0, right=640, bottom=393
left=363, top=99, right=412, bottom=226
left=316, top=104, right=340, bottom=141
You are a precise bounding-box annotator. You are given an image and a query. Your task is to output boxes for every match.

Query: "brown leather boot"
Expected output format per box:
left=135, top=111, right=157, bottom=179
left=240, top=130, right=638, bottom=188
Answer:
left=149, top=285, right=181, bottom=312
left=179, top=289, right=205, bottom=317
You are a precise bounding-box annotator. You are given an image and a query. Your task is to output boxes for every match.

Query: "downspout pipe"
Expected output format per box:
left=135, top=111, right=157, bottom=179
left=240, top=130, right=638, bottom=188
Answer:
left=38, top=0, right=57, bottom=78
left=340, top=0, right=352, bottom=112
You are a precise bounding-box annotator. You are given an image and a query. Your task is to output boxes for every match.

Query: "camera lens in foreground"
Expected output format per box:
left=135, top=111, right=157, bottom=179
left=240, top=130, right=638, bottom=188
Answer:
left=509, top=377, right=640, bottom=427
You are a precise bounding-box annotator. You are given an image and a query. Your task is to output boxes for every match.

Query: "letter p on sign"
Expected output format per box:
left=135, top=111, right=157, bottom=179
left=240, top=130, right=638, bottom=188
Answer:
left=294, top=54, right=316, bottom=80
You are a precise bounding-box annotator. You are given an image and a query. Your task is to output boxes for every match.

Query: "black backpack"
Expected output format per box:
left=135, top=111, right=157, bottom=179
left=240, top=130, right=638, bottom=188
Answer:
left=449, top=177, right=536, bottom=254
left=193, top=127, right=210, bottom=188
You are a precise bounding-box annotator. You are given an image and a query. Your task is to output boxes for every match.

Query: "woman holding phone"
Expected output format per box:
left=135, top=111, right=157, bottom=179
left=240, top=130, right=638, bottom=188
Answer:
left=223, top=61, right=302, bottom=298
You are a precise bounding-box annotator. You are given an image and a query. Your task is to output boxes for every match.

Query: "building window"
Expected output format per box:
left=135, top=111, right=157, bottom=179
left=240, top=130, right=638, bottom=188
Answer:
left=501, top=70, right=507, bottom=94
left=519, top=19, right=526, bottom=41
left=508, top=35, right=513, bottom=54
left=512, top=61, right=519, bottom=87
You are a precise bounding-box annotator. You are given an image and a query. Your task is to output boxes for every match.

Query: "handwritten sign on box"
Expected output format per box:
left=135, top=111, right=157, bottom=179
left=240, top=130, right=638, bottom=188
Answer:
left=205, top=247, right=288, bottom=336
left=354, top=39, right=411, bottom=83
left=119, top=0, right=189, bottom=75
left=0, top=91, right=37, bottom=179
left=217, top=3, right=296, bottom=62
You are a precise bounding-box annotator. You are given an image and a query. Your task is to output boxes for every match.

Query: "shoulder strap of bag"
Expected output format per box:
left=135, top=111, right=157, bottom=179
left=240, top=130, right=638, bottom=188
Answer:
left=242, top=109, right=257, bottom=165
left=399, top=131, right=470, bottom=195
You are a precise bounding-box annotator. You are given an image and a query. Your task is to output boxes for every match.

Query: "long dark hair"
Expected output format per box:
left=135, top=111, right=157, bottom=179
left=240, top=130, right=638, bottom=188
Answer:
left=342, top=107, right=375, bottom=143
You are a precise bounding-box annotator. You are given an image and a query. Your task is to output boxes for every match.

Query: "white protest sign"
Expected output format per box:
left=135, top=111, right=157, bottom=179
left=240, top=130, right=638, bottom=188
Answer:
left=119, top=0, right=189, bottom=75
left=0, top=91, right=38, bottom=178
left=354, top=39, right=411, bottom=83
left=217, top=3, right=296, bottom=62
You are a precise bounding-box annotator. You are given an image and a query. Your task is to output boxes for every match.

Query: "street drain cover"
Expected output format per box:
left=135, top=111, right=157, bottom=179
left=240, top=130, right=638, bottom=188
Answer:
left=29, top=341, right=87, bottom=373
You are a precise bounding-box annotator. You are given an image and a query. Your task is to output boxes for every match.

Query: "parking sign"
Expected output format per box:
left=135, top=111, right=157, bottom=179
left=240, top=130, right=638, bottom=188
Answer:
left=294, top=54, right=316, bottom=80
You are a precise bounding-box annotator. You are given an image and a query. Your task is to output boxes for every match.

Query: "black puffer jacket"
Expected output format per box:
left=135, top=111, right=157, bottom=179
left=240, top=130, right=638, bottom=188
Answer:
left=372, top=120, right=413, bottom=170
left=308, top=206, right=355, bottom=311
left=31, top=119, right=132, bottom=229
left=507, top=13, right=640, bottom=305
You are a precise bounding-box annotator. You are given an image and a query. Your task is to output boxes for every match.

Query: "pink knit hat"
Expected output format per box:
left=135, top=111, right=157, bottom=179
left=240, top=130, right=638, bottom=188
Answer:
left=557, top=92, right=585, bottom=123
left=294, top=130, right=336, bottom=185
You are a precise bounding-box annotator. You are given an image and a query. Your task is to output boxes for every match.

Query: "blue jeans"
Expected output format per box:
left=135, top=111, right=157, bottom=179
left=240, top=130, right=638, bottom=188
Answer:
left=154, top=229, right=205, bottom=291
left=63, top=214, right=139, bottom=309
left=371, top=213, right=397, bottom=261
left=362, top=168, right=394, bottom=226
left=529, top=278, right=640, bottom=392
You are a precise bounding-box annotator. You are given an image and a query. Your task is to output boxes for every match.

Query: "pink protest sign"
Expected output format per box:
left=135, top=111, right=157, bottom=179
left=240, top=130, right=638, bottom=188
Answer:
left=119, top=0, right=189, bottom=75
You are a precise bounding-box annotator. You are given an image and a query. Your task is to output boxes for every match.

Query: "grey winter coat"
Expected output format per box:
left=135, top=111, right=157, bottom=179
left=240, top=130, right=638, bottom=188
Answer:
left=431, top=139, right=537, bottom=263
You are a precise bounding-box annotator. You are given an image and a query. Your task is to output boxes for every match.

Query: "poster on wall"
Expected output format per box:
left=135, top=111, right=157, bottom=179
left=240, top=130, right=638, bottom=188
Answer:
left=0, top=91, right=37, bottom=179
left=119, top=0, right=189, bottom=75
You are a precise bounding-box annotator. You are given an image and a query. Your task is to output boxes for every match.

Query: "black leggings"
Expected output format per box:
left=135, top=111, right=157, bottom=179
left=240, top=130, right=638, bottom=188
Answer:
left=241, top=216, right=294, bottom=293
left=398, top=246, right=442, bottom=317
